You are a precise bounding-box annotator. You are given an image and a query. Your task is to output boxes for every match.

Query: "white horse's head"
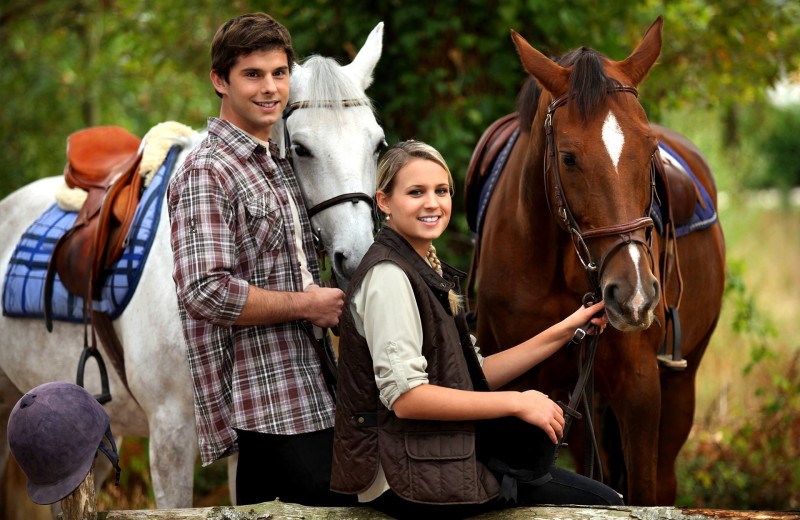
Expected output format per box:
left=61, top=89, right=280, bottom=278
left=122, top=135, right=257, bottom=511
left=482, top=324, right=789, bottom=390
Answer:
left=273, top=22, right=385, bottom=291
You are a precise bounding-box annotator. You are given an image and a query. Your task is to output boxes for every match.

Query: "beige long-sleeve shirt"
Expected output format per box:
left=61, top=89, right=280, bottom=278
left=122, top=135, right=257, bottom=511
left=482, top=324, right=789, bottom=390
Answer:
left=349, top=260, right=483, bottom=501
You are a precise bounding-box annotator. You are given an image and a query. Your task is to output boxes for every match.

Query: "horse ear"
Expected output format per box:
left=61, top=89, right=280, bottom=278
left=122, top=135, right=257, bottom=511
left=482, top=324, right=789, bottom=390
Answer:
left=343, top=21, right=384, bottom=90
left=511, top=30, right=570, bottom=96
left=618, top=15, right=663, bottom=86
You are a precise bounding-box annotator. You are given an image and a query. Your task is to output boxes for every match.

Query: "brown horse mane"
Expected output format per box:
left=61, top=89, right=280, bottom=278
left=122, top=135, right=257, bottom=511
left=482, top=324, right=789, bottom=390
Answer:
left=516, top=77, right=542, bottom=131
left=516, top=46, right=623, bottom=128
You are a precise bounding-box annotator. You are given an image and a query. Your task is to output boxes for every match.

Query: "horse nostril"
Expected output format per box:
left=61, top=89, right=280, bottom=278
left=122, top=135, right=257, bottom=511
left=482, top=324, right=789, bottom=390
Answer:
left=332, top=251, right=345, bottom=272
left=603, top=284, right=620, bottom=312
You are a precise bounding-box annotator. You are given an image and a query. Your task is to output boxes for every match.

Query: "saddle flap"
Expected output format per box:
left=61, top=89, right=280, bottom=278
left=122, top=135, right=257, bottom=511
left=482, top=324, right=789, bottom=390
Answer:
left=52, top=145, right=143, bottom=300
left=465, top=113, right=519, bottom=232
left=65, top=126, right=142, bottom=190
left=655, top=149, right=700, bottom=227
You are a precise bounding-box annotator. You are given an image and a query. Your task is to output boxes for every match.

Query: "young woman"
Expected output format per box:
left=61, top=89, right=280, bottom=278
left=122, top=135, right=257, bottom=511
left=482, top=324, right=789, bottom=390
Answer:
left=330, top=140, right=623, bottom=518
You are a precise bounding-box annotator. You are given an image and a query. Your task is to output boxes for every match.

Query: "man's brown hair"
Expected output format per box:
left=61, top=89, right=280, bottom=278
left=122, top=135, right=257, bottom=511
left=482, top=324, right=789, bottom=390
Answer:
left=210, top=13, right=295, bottom=97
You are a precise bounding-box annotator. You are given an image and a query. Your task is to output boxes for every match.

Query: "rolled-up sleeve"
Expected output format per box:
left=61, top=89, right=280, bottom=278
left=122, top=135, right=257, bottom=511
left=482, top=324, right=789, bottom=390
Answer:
left=351, top=262, right=428, bottom=410
left=168, top=168, right=249, bottom=327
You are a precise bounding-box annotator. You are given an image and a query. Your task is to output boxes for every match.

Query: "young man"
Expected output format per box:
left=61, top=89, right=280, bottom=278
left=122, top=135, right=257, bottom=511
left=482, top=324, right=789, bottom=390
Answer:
left=168, top=13, right=351, bottom=506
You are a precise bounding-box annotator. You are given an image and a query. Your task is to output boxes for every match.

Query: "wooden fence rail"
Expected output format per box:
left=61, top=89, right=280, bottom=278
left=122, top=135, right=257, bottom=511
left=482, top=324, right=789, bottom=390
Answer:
left=54, top=467, right=799, bottom=520
left=88, top=502, right=800, bottom=520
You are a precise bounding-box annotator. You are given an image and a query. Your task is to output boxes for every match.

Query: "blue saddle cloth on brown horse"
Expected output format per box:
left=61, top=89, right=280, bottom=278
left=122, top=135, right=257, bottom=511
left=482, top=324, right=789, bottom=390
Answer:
left=649, top=142, right=717, bottom=237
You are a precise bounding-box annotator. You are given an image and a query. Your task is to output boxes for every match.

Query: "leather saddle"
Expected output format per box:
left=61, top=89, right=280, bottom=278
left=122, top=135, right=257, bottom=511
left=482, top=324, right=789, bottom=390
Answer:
left=465, top=113, right=520, bottom=233
left=653, top=147, right=704, bottom=228
left=43, top=126, right=145, bottom=400
left=45, top=126, right=143, bottom=327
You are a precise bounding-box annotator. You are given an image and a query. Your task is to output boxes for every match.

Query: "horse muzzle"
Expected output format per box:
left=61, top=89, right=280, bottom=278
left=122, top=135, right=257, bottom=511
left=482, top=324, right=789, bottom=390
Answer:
left=602, top=272, right=660, bottom=332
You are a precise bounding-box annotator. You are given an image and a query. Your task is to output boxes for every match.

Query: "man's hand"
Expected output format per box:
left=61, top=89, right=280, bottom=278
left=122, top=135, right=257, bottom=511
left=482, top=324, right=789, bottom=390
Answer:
left=304, top=284, right=345, bottom=328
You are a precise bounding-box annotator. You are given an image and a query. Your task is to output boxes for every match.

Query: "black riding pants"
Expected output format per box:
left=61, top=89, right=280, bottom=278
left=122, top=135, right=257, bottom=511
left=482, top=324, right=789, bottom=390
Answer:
left=369, top=416, right=623, bottom=519
left=369, top=466, right=623, bottom=520
left=234, top=427, right=357, bottom=507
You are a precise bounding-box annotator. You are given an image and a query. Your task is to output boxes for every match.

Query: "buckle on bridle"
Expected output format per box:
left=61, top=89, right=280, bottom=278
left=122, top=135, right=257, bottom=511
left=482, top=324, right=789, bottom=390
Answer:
left=570, top=327, right=587, bottom=345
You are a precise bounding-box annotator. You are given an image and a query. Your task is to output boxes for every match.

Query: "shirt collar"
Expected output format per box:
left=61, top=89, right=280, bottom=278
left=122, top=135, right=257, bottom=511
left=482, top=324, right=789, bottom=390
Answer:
left=207, top=117, right=276, bottom=159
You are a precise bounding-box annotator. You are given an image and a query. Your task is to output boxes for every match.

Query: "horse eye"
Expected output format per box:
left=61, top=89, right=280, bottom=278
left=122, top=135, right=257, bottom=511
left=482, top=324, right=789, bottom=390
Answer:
left=293, top=144, right=312, bottom=158
left=561, top=153, right=576, bottom=167
left=375, top=139, right=387, bottom=155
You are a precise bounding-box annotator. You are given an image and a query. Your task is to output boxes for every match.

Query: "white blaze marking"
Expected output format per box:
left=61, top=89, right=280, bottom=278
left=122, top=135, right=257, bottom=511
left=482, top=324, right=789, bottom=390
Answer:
left=602, top=111, right=624, bottom=173
left=628, top=243, right=645, bottom=322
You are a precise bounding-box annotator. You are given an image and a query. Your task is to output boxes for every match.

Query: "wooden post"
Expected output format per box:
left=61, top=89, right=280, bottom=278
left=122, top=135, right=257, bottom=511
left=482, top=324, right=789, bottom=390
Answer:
left=60, top=460, right=96, bottom=520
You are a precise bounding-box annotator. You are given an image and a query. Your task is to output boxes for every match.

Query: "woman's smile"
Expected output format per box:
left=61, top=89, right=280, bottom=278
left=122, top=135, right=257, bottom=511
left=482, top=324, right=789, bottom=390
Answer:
left=376, top=158, right=452, bottom=258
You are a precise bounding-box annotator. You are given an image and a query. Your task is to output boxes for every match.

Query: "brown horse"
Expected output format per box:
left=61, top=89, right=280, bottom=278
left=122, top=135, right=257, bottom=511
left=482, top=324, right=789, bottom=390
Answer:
left=470, top=16, right=725, bottom=505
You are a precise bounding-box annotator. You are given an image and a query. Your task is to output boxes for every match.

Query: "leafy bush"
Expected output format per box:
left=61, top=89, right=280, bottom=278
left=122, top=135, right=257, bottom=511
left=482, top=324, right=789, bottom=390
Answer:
left=741, top=102, right=800, bottom=191
left=677, top=351, right=800, bottom=510
left=676, top=261, right=798, bottom=510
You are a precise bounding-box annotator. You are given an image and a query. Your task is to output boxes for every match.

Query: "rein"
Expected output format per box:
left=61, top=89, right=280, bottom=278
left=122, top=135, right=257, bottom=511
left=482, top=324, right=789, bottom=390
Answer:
left=545, top=85, right=657, bottom=480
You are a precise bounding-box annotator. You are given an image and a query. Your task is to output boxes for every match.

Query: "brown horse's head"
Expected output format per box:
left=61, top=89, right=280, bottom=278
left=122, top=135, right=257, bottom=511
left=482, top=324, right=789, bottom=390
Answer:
left=511, top=17, right=664, bottom=331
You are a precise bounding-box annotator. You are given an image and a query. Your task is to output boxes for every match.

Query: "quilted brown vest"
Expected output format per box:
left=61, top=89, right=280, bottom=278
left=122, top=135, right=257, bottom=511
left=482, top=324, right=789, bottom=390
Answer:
left=330, top=227, right=500, bottom=504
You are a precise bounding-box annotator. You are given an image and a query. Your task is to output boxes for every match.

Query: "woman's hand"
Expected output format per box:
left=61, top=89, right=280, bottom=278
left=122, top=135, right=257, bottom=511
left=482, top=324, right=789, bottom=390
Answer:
left=563, top=301, right=608, bottom=336
left=514, top=390, right=565, bottom=444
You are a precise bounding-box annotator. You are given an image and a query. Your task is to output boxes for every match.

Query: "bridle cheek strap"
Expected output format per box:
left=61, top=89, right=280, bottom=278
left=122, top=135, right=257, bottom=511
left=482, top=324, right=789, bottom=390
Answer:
left=280, top=98, right=378, bottom=259
left=544, top=85, right=657, bottom=293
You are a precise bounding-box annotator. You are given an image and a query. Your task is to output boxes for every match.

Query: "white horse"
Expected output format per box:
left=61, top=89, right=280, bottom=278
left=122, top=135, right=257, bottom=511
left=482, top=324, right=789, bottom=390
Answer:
left=0, top=22, right=383, bottom=511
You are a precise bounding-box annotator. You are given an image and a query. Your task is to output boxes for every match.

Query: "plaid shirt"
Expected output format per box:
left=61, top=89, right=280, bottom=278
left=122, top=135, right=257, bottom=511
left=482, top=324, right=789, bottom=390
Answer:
left=168, top=117, right=335, bottom=466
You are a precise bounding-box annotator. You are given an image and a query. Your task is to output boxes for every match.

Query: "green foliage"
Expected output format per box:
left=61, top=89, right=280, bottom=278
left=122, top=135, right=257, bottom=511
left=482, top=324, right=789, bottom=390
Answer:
left=676, top=253, right=797, bottom=510
left=652, top=0, right=800, bottom=112
left=741, top=102, right=800, bottom=190
left=0, top=0, right=243, bottom=198
left=7, top=1, right=800, bottom=265
left=723, top=260, right=778, bottom=376
left=676, top=352, right=800, bottom=510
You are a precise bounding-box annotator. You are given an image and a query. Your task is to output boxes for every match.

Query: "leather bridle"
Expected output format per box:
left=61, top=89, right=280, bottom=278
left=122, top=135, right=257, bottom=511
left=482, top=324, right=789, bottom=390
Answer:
left=282, top=99, right=376, bottom=221
left=544, top=85, right=657, bottom=298
left=544, top=85, right=658, bottom=480
left=281, top=98, right=378, bottom=259
left=281, top=98, right=378, bottom=394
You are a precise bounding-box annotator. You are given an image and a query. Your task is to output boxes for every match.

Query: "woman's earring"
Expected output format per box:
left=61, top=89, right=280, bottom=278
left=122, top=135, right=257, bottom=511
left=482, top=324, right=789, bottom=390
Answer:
left=386, top=215, right=391, bottom=221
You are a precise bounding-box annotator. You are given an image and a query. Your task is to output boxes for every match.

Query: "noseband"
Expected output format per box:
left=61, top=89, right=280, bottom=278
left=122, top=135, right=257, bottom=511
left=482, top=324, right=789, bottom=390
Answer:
left=282, top=99, right=376, bottom=220
left=544, top=85, right=657, bottom=296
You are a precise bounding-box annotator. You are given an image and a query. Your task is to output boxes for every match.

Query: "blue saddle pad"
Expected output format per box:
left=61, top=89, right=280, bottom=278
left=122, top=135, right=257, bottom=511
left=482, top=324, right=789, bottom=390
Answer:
left=2, top=145, right=181, bottom=321
left=474, top=126, right=520, bottom=239
left=650, top=142, right=718, bottom=238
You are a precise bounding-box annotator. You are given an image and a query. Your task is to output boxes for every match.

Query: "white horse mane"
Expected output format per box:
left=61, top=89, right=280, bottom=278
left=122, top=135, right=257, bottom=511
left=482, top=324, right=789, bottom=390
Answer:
left=291, top=55, right=375, bottom=120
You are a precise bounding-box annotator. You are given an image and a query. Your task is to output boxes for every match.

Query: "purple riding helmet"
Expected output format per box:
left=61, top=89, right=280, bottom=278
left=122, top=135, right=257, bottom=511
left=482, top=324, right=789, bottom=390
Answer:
left=7, top=381, right=121, bottom=505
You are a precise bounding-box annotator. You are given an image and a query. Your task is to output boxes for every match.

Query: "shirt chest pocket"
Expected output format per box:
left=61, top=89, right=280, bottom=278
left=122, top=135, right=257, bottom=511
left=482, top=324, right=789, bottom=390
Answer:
left=244, top=192, right=285, bottom=253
